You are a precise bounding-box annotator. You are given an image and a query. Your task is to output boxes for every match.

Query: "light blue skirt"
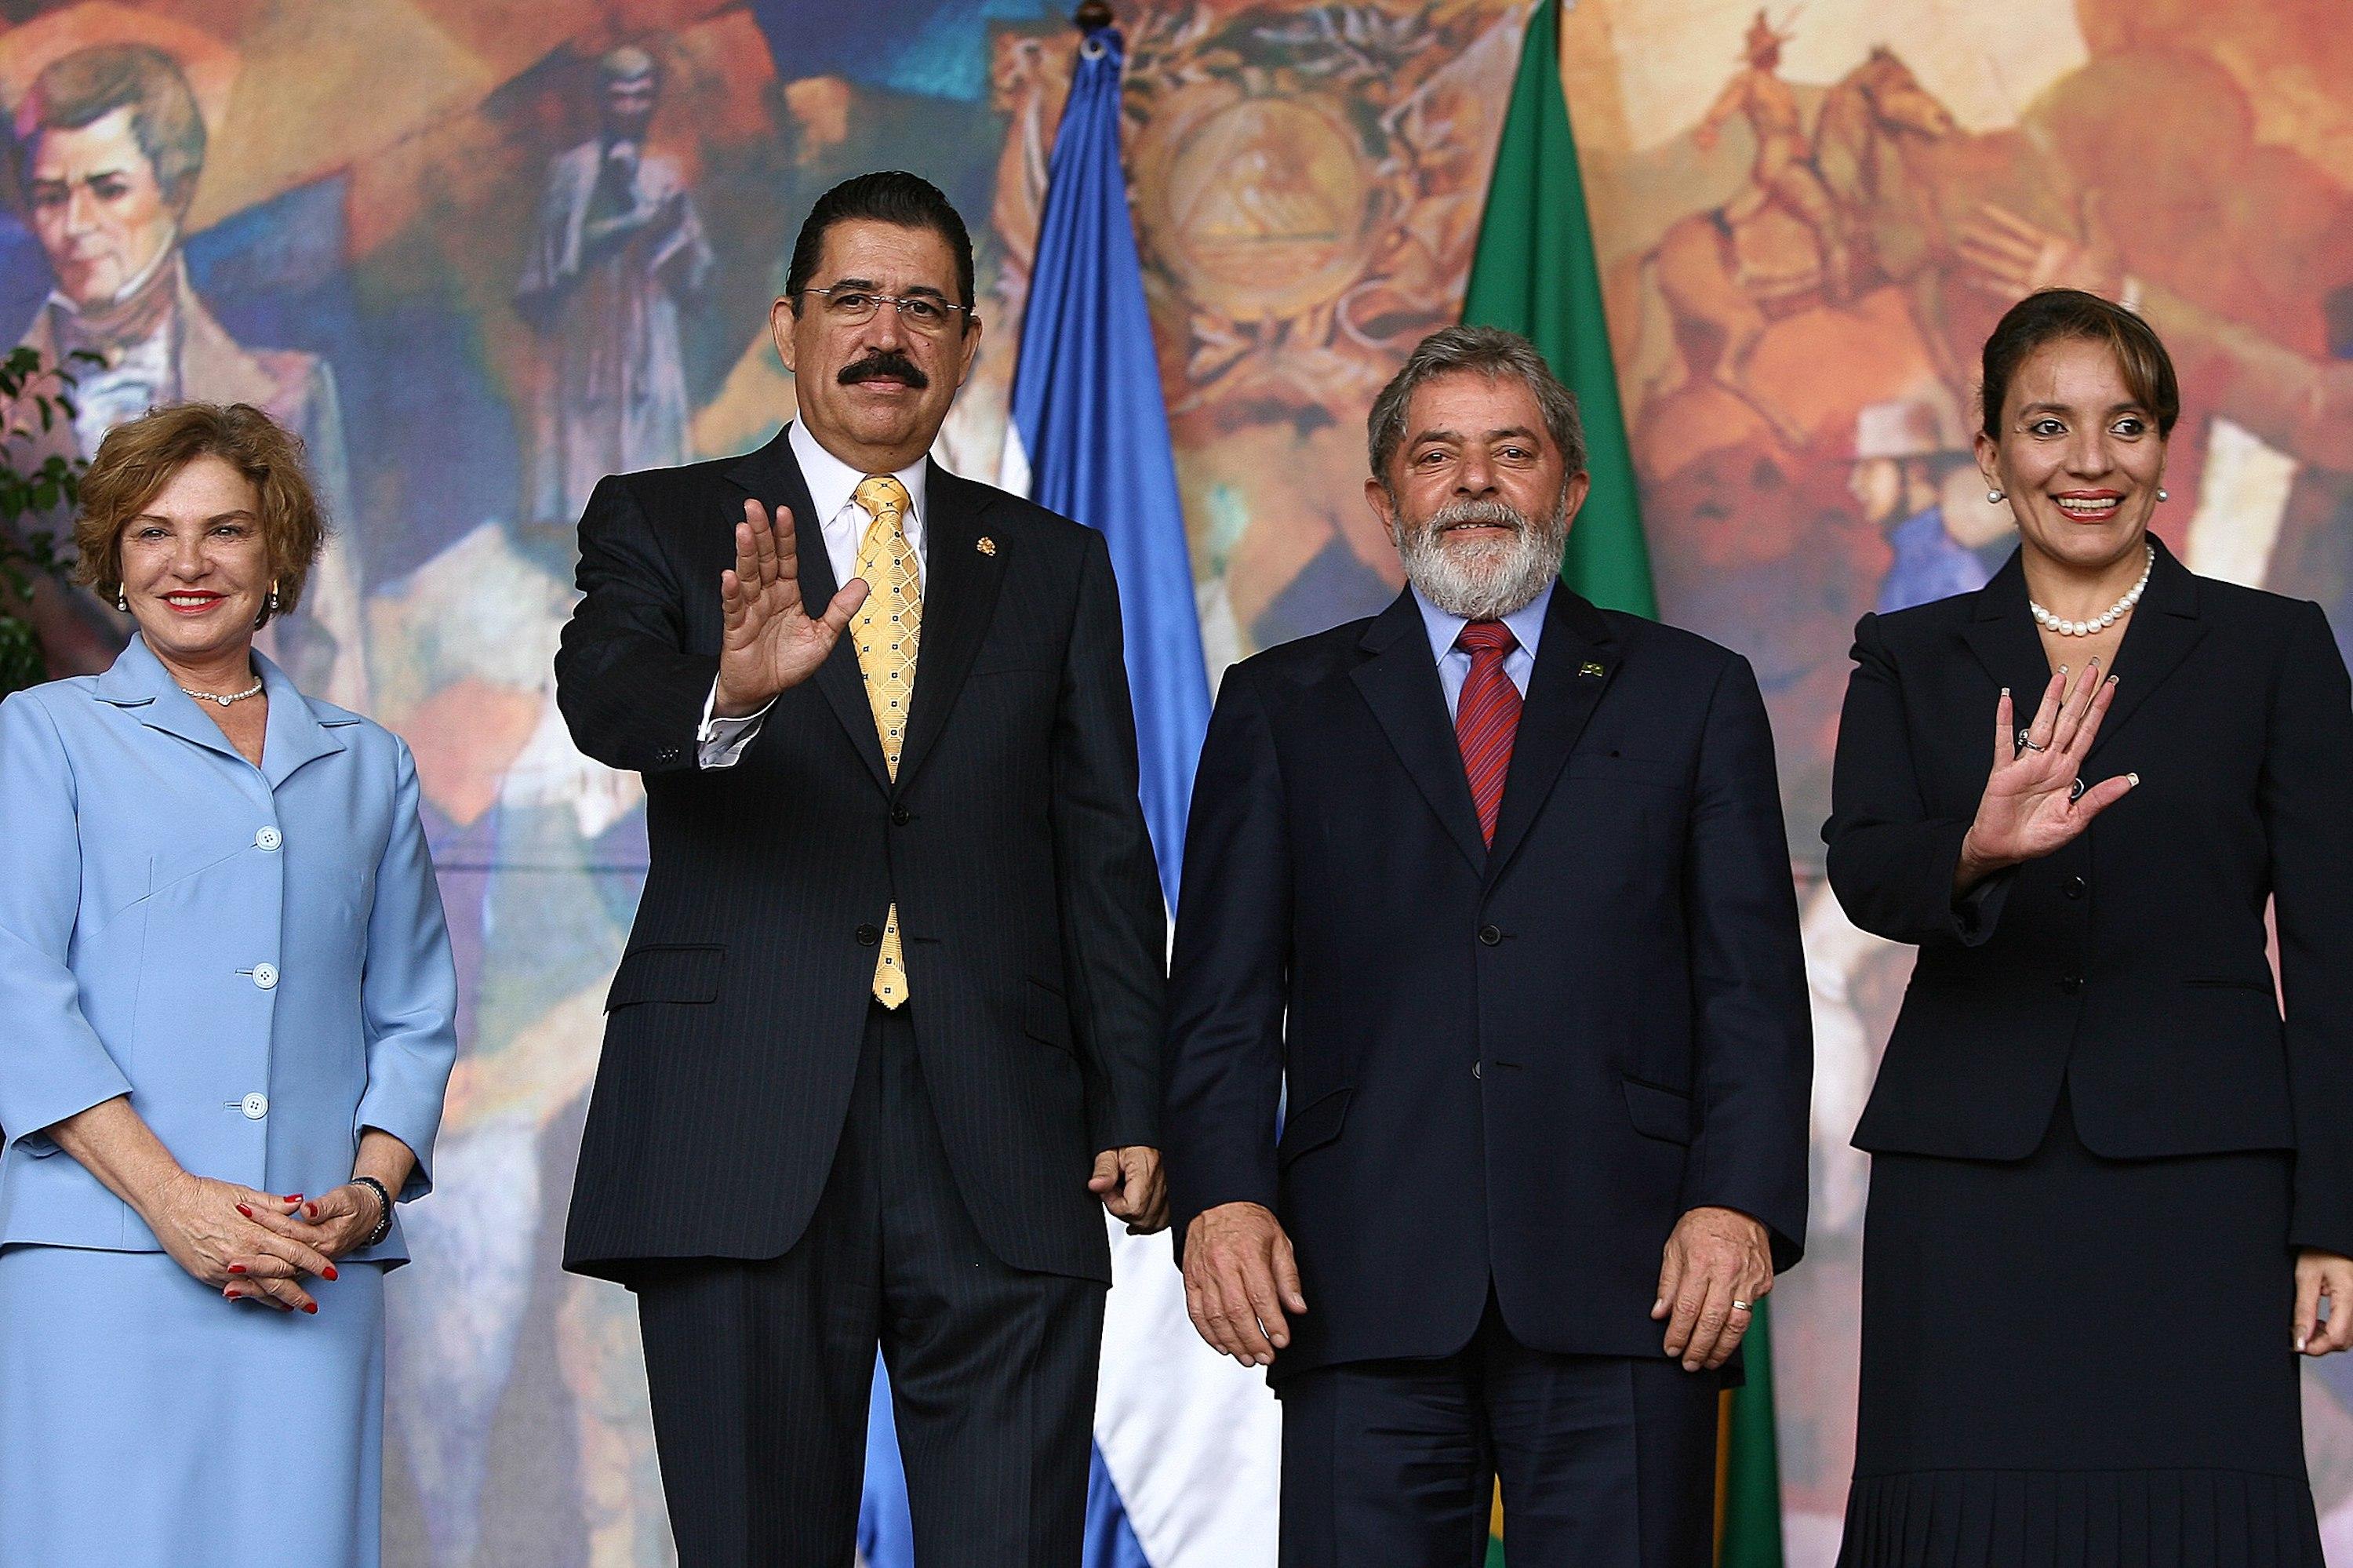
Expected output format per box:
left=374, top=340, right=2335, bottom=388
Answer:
left=0, top=1245, right=384, bottom=1568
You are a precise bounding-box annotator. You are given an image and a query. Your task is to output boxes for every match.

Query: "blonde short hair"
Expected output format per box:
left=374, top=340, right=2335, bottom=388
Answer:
left=72, top=402, right=327, bottom=623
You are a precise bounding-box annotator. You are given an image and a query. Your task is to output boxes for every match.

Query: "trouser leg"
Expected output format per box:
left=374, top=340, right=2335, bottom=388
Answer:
left=631, top=1015, right=891, bottom=1568
left=869, top=1002, right=1106, bottom=1568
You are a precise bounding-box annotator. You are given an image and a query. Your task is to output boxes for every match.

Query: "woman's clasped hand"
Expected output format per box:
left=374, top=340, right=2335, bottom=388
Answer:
left=140, top=1172, right=384, bottom=1313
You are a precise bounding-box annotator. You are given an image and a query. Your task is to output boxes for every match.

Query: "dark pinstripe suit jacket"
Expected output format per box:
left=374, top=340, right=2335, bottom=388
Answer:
left=555, top=429, right=1165, bottom=1285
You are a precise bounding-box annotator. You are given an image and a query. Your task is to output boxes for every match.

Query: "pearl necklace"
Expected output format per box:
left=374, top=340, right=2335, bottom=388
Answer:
left=2030, top=544, right=2154, bottom=637
left=180, top=678, right=264, bottom=707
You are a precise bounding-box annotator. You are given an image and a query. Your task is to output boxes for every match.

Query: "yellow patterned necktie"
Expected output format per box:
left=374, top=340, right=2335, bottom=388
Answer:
left=853, top=474, right=919, bottom=1007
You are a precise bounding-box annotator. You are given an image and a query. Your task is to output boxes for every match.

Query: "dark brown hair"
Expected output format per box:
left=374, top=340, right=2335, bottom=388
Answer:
left=73, top=402, right=327, bottom=622
left=1980, top=288, right=2180, bottom=438
left=13, top=44, right=206, bottom=216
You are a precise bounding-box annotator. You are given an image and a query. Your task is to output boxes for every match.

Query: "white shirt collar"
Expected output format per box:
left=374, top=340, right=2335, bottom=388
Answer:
left=789, top=418, right=927, bottom=538
left=1412, top=577, right=1556, bottom=666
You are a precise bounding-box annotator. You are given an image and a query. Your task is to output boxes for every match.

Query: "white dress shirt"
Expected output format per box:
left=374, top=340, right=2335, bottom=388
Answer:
left=1412, top=578, right=1554, bottom=719
left=698, top=421, right=931, bottom=766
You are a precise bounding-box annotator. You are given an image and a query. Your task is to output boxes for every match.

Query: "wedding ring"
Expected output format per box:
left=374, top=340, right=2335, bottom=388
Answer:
left=1730, top=1299, right=1752, bottom=1312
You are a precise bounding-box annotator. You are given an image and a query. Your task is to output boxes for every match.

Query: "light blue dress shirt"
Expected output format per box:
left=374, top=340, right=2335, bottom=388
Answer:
left=1411, top=578, right=1555, bottom=719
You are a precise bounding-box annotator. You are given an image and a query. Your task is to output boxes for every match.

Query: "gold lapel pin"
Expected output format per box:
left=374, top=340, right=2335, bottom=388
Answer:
left=976, top=537, right=997, bottom=556
left=1580, top=661, right=1606, bottom=679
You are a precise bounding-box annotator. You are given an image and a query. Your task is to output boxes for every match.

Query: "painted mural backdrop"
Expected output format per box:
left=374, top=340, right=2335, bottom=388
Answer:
left=3, top=2, right=2350, bottom=1563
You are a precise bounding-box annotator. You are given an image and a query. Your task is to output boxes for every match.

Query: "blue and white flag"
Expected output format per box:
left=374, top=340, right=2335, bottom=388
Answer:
left=1000, top=24, right=1209, bottom=893
left=860, top=15, right=1278, bottom=1568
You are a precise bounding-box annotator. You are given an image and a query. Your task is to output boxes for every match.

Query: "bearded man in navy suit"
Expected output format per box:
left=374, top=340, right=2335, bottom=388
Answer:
left=1162, top=326, right=1812, bottom=1567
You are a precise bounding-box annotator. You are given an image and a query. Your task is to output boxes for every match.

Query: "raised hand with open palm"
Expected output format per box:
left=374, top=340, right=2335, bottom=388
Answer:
left=714, top=498, right=869, bottom=718
left=1955, top=659, right=2137, bottom=891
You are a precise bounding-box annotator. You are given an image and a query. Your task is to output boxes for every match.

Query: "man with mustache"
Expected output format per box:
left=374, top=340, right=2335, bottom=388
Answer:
left=1162, top=326, right=1812, bottom=1566
left=555, top=170, right=1167, bottom=1567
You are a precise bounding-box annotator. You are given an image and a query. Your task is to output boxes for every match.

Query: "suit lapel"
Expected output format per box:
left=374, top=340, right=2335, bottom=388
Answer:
left=1484, top=588, right=1617, bottom=885
left=92, top=637, right=246, bottom=766
left=1350, top=590, right=1488, bottom=874
left=895, top=464, right=1006, bottom=791
left=253, top=653, right=351, bottom=788
left=1961, top=540, right=2207, bottom=769
left=1961, top=549, right=2053, bottom=709
left=2083, top=538, right=2205, bottom=766
left=725, top=430, right=889, bottom=791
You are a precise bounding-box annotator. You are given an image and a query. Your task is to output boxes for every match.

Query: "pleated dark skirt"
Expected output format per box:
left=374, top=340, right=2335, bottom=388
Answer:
left=1838, top=1091, right=2322, bottom=1566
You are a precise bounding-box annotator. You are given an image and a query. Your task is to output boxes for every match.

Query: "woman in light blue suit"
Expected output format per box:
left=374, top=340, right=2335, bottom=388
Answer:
left=0, top=402, right=457, bottom=1568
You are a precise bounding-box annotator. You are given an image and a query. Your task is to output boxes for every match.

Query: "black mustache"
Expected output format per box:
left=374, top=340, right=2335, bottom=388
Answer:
left=839, top=352, right=929, bottom=389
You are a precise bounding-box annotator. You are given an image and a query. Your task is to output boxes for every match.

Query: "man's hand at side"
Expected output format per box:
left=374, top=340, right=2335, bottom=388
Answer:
left=1090, top=1147, right=1168, bottom=1234
left=1182, top=1202, right=1306, bottom=1368
left=1653, top=1204, right=1774, bottom=1372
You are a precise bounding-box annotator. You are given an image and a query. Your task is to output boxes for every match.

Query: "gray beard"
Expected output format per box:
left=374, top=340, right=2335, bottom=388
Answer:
left=1393, top=495, right=1569, bottom=621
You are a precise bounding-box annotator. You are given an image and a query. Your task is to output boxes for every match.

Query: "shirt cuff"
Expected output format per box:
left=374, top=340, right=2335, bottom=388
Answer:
left=697, top=681, right=772, bottom=769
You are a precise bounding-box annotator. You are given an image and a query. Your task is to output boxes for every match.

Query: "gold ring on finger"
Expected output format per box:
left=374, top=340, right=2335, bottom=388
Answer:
left=1730, top=1299, right=1752, bottom=1312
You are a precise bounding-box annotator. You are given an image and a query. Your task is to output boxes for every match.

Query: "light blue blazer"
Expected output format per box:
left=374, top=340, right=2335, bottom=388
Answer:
left=0, top=637, right=456, bottom=1264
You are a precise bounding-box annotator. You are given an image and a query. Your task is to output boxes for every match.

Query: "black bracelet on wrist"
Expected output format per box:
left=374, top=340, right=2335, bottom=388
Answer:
left=351, top=1175, right=394, bottom=1249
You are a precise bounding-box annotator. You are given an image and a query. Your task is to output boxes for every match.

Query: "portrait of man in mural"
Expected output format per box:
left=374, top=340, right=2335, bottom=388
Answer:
left=517, top=44, right=712, bottom=531
left=6, top=40, right=367, bottom=707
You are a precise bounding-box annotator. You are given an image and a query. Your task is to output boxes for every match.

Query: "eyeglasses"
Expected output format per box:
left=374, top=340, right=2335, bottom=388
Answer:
left=799, top=286, right=973, bottom=335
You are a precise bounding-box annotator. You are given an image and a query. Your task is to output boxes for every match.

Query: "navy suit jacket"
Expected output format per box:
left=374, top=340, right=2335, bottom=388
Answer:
left=1163, top=585, right=1810, bottom=1377
left=1825, top=540, right=2353, bottom=1257
left=555, top=431, right=1165, bottom=1285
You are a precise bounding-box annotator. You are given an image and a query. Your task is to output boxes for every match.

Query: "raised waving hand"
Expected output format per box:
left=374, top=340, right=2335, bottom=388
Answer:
left=1956, top=660, right=2137, bottom=889
left=714, top=499, right=869, bottom=718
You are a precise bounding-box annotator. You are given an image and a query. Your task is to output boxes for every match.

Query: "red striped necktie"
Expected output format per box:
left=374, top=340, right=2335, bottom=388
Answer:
left=1454, top=620, right=1521, bottom=846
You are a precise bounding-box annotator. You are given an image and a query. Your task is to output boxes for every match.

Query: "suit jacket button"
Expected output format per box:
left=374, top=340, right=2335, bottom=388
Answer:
left=856, top=924, right=882, bottom=947
left=2064, top=875, right=2086, bottom=900
left=1478, top=924, right=1502, bottom=947
left=2060, top=974, right=2083, bottom=995
left=1472, top=1060, right=1482, bottom=1079
left=891, top=806, right=911, bottom=827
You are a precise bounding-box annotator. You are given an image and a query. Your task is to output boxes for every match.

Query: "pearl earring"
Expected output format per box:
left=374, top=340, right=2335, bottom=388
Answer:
left=2157, top=488, right=2169, bottom=503
left=115, top=589, right=128, bottom=613
left=1988, top=489, right=2005, bottom=504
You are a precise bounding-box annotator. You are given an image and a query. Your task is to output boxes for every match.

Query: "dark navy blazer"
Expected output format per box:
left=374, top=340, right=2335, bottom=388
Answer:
left=1163, top=584, right=1812, bottom=1377
left=1824, top=539, right=2353, bottom=1257
left=555, top=431, right=1165, bottom=1286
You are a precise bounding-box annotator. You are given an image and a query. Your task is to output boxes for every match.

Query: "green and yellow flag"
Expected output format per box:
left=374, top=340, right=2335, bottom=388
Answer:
left=1462, top=0, right=1656, bottom=619
left=1465, top=5, right=1782, bottom=1565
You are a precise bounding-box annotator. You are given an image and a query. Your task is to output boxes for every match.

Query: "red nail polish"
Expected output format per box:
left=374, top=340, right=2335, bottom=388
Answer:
left=323, top=1265, right=337, bottom=1281
left=236, top=1204, right=253, bottom=1219
left=302, top=1302, right=318, bottom=1315
left=284, top=1194, right=304, bottom=1204
left=305, top=1203, right=318, bottom=1219
left=228, top=1264, right=246, bottom=1275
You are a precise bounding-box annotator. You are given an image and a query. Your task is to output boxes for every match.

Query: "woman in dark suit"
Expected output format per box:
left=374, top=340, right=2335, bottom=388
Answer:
left=1827, top=288, right=2353, bottom=1563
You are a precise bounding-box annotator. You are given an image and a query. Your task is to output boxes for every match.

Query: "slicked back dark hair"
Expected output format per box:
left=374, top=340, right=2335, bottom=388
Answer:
left=1980, top=288, right=2180, bottom=439
left=785, top=171, right=975, bottom=325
